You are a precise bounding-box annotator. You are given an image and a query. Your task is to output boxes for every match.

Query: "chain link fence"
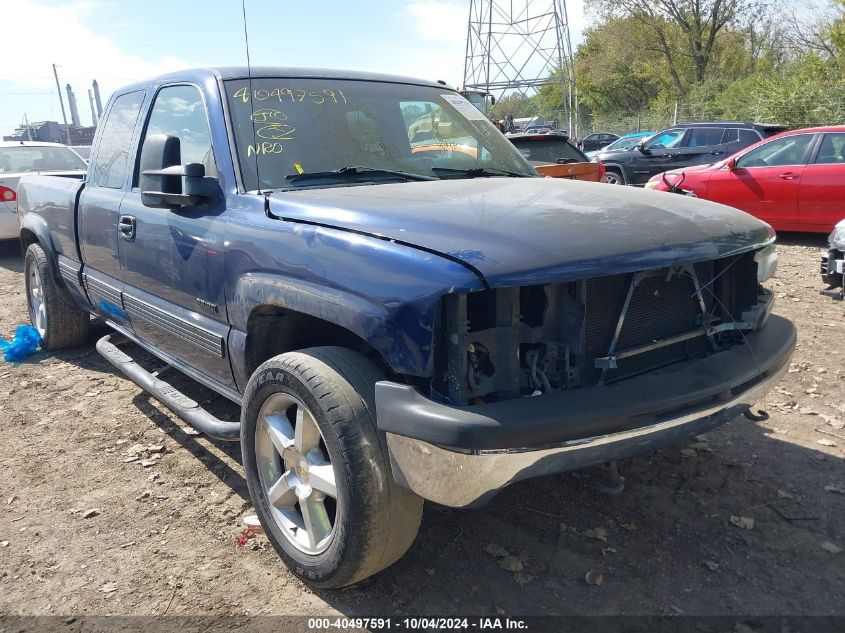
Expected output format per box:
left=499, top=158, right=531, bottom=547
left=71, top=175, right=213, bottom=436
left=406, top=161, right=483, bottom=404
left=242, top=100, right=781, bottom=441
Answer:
left=578, top=91, right=845, bottom=137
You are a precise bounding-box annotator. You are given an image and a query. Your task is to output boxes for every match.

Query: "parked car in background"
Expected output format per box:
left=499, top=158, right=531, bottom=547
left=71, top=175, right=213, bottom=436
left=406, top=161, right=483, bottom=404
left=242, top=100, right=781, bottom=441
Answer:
left=507, top=132, right=606, bottom=182
left=0, top=141, right=87, bottom=240
left=646, top=126, right=845, bottom=234
left=821, top=218, right=845, bottom=299
left=578, top=132, right=619, bottom=153
left=585, top=131, right=653, bottom=159
left=524, top=125, right=552, bottom=134
left=595, top=122, right=786, bottom=186
left=70, top=145, right=92, bottom=161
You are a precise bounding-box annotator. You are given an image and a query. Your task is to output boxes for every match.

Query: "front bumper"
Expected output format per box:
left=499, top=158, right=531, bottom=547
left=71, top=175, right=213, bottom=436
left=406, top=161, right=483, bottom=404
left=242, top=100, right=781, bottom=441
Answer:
left=376, top=315, right=795, bottom=508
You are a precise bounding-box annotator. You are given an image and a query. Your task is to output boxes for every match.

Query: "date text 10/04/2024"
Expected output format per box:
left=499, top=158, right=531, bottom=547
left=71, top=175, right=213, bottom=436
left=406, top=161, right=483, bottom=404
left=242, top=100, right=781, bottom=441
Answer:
left=306, top=617, right=529, bottom=630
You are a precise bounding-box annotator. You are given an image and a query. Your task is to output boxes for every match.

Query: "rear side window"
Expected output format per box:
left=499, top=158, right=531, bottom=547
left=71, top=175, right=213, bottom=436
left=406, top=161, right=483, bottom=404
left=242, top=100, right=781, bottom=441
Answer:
left=813, top=133, right=845, bottom=164
left=685, top=127, right=725, bottom=147
left=92, top=91, right=144, bottom=189
left=0, top=146, right=86, bottom=172
left=722, top=128, right=760, bottom=146
left=513, top=138, right=585, bottom=163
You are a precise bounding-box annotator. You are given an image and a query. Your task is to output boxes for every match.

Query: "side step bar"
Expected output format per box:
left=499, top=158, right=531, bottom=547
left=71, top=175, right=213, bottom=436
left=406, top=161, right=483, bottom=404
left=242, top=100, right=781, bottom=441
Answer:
left=96, top=333, right=241, bottom=441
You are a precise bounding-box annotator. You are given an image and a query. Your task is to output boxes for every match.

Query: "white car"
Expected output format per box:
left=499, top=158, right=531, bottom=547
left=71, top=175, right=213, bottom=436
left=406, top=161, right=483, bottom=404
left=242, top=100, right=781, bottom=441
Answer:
left=0, top=141, right=87, bottom=240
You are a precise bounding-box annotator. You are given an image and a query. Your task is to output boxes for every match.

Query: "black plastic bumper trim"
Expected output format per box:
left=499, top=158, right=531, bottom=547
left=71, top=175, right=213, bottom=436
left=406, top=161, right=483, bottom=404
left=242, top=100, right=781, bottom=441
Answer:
left=375, top=315, right=796, bottom=450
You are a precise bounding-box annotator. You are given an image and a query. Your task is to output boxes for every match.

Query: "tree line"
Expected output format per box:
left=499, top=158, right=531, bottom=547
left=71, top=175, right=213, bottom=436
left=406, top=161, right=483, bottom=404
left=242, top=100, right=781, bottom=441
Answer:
left=490, top=0, right=845, bottom=134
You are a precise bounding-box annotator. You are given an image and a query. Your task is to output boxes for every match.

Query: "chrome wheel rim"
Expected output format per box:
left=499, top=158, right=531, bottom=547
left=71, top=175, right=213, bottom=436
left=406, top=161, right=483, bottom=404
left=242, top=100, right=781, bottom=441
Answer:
left=27, top=264, right=46, bottom=337
left=255, top=393, right=337, bottom=555
left=606, top=172, right=622, bottom=185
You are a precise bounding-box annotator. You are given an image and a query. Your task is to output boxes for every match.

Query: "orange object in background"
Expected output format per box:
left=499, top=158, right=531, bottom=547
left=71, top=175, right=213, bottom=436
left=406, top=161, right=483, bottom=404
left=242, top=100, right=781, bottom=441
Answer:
left=507, top=132, right=607, bottom=183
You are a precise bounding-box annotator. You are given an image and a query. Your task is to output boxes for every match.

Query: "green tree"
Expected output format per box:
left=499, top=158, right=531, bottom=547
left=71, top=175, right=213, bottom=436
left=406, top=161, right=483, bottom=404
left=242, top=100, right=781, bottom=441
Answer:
left=586, top=0, right=767, bottom=94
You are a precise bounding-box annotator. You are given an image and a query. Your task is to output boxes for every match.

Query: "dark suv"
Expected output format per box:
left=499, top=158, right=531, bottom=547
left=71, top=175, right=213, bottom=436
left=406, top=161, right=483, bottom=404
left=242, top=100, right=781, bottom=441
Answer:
left=594, top=122, right=786, bottom=185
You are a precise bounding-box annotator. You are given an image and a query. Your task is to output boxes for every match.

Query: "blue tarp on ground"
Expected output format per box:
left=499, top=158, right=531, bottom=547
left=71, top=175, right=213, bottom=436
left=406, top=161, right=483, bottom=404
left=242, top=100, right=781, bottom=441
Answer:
left=0, top=325, right=42, bottom=362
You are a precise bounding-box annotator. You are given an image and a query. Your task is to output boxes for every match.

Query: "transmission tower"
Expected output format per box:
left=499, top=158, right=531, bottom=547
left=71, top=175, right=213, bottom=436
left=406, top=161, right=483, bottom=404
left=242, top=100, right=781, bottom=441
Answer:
left=463, top=0, right=578, bottom=136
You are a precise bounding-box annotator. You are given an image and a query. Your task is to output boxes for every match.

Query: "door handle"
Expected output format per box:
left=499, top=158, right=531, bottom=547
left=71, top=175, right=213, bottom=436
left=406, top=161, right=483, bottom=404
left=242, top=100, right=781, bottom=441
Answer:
left=118, top=215, right=136, bottom=240
left=779, top=172, right=798, bottom=180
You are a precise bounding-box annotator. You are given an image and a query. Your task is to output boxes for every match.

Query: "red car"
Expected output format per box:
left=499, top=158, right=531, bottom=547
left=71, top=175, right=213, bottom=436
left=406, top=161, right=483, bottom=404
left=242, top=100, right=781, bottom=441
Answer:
left=645, top=125, right=845, bottom=233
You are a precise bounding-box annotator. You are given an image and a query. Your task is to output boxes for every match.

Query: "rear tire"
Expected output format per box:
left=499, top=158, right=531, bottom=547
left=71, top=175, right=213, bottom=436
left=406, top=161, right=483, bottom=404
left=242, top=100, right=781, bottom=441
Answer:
left=605, top=168, right=625, bottom=185
left=240, top=346, right=423, bottom=588
left=24, top=243, right=90, bottom=351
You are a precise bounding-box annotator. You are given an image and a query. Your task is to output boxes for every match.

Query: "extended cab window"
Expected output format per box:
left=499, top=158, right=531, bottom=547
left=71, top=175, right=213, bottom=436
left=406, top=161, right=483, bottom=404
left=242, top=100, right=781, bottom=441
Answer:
left=137, top=85, right=215, bottom=182
left=737, top=134, right=815, bottom=168
left=92, top=91, right=144, bottom=188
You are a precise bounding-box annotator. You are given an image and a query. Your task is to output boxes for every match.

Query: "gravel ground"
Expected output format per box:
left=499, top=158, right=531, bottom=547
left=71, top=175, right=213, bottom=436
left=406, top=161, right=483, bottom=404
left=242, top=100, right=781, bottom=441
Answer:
left=0, top=235, right=843, bottom=618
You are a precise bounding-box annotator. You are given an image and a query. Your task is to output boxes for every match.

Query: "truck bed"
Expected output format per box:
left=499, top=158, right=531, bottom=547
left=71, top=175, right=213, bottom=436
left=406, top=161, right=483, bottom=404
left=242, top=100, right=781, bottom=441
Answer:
left=17, top=175, right=85, bottom=262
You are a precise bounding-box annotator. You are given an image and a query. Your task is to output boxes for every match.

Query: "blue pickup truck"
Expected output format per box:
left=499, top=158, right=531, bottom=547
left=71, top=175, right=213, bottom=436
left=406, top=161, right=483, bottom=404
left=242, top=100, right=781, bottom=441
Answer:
left=16, top=67, right=795, bottom=588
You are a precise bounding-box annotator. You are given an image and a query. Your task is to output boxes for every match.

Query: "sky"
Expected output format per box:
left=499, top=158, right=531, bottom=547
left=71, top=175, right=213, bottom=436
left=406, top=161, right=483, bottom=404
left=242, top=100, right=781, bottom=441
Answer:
left=0, top=0, right=590, bottom=136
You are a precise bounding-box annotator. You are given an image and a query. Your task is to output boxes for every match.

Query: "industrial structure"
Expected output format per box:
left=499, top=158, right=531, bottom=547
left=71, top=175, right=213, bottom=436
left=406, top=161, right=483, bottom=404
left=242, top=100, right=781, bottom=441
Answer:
left=3, top=75, right=103, bottom=144
left=463, top=0, right=578, bottom=136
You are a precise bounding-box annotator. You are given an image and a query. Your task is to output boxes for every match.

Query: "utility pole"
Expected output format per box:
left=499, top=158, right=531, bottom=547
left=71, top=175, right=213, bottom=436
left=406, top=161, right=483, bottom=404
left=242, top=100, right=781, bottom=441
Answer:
left=52, top=64, right=72, bottom=145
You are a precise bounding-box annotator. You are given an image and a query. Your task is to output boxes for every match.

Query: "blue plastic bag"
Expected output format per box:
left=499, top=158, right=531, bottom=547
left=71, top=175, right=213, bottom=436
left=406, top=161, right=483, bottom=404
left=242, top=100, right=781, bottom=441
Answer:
left=0, top=325, right=42, bottom=362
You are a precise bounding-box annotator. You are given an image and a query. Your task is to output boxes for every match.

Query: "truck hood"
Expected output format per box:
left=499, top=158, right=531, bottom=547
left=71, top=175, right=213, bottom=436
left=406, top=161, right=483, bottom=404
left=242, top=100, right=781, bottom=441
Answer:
left=267, top=178, right=772, bottom=287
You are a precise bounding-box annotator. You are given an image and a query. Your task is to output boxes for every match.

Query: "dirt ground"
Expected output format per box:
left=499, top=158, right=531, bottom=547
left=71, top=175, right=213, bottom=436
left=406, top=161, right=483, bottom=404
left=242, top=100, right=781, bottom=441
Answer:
left=0, top=235, right=843, bottom=619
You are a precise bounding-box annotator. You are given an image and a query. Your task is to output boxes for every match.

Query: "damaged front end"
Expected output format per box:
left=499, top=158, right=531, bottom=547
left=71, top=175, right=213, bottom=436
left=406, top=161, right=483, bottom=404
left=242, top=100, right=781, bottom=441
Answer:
left=431, top=247, right=776, bottom=406
left=375, top=245, right=795, bottom=508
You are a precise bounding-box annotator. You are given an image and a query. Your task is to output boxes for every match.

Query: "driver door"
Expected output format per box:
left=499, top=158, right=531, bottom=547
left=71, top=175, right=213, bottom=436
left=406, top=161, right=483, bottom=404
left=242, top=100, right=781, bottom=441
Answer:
left=117, top=84, right=235, bottom=391
left=705, top=133, right=816, bottom=229
left=628, top=128, right=688, bottom=184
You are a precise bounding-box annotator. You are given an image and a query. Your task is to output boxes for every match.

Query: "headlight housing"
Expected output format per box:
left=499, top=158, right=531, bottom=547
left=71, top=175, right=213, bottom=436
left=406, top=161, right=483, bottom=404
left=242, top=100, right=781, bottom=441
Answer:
left=754, top=244, right=778, bottom=283
left=644, top=180, right=660, bottom=189
left=829, top=222, right=845, bottom=251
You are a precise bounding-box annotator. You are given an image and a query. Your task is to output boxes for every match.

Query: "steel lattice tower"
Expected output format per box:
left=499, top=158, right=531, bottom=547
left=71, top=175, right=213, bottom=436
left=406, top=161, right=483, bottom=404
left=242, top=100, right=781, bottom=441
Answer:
left=463, top=0, right=578, bottom=135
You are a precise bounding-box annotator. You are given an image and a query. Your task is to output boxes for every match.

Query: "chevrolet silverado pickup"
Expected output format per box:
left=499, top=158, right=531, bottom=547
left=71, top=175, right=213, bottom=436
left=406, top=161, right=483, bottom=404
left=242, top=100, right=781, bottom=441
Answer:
left=16, top=67, right=795, bottom=588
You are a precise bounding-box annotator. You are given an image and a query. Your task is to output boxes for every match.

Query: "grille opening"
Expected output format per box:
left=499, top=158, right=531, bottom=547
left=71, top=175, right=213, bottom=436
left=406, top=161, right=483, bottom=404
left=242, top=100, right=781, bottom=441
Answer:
left=520, top=285, right=547, bottom=327
left=466, top=289, right=496, bottom=333
left=433, top=252, right=762, bottom=405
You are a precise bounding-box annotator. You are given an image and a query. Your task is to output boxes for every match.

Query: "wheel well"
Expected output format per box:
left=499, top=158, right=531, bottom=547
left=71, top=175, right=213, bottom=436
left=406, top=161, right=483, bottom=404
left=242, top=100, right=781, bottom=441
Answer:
left=20, top=229, right=37, bottom=249
left=244, top=305, right=390, bottom=378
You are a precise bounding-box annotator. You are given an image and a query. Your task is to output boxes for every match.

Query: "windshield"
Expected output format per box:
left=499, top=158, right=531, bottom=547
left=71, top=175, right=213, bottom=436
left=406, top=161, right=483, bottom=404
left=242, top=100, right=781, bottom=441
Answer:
left=0, top=146, right=87, bottom=173
left=224, top=78, right=537, bottom=191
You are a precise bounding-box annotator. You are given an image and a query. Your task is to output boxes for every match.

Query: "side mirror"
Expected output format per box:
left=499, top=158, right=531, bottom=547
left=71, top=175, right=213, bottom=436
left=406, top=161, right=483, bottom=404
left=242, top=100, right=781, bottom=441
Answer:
left=489, top=96, right=496, bottom=106
left=636, top=141, right=650, bottom=154
left=725, top=157, right=738, bottom=171
left=140, top=133, right=217, bottom=209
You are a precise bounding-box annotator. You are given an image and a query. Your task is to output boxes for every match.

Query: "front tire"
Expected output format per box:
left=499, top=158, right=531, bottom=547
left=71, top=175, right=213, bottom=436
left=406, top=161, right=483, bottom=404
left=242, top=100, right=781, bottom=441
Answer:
left=240, top=346, right=423, bottom=588
left=24, top=243, right=90, bottom=350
